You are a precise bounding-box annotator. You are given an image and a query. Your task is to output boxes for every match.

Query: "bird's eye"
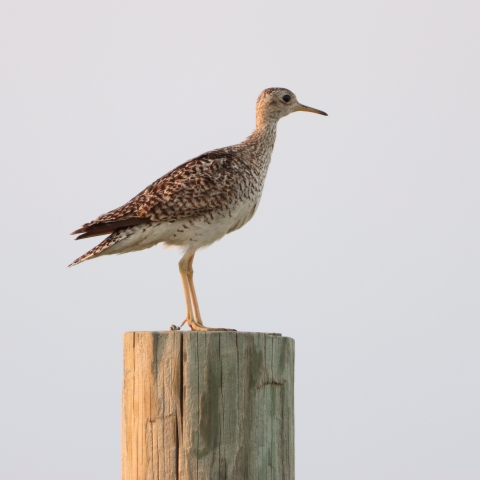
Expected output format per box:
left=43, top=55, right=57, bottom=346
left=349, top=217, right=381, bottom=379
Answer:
left=282, top=95, right=291, bottom=103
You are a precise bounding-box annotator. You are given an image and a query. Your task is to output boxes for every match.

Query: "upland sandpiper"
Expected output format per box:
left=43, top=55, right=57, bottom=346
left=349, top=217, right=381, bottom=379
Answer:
left=70, top=88, right=327, bottom=331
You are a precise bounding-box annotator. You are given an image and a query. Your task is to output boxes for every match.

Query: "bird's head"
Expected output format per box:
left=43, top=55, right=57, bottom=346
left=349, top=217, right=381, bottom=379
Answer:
left=255, top=87, right=327, bottom=127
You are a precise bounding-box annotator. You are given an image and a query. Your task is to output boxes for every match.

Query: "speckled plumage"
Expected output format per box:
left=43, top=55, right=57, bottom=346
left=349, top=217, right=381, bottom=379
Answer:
left=70, top=88, right=327, bottom=330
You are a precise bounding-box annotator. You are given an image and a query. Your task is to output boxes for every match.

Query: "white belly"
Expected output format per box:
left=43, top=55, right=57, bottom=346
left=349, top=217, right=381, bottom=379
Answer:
left=104, top=197, right=260, bottom=255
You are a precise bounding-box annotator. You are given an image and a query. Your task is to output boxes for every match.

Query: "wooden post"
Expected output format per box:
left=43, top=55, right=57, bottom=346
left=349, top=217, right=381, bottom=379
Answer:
left=122, top=331, right=295, bottom=480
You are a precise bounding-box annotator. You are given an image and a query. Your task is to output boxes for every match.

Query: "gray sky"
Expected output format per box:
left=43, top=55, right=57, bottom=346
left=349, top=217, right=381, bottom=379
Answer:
left=1, top=1, right=479, bottom=479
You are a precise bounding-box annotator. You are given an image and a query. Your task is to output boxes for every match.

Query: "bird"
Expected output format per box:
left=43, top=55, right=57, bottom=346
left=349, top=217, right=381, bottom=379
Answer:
left=70, top=87, right=327, bottom=331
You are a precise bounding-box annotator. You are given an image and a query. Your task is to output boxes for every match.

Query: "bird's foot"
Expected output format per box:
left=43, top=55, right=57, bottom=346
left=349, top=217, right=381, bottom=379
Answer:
left=187, top=319, right=236, bottom=332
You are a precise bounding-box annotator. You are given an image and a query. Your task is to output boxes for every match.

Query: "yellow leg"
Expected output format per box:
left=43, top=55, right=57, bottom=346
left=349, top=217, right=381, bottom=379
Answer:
left=185, top=252, right=205, bottom=326
left=178, top=251, right=198, bottom=329
left=178, top=250, right=236, bottom=332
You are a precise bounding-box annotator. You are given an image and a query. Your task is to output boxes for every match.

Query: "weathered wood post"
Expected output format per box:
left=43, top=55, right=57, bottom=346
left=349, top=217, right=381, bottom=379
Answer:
left=122, top=331, right=294, bottom=479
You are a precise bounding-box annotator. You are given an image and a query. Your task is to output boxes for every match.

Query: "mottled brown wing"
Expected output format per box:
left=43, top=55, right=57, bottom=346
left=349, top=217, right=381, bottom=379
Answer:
left=72, top=149, right=239, bottom=239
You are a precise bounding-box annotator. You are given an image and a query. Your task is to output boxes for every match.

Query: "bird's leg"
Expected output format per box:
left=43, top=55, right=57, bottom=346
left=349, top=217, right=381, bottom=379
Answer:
left=179, top=250, right=212, bottom=331
left=179, top=251, right=236, bottom=332
left=186, top=253, right=237, bottom=331
left=178, top=251, right=197, bottom=329
left=185, top=252, right=205, bottom=326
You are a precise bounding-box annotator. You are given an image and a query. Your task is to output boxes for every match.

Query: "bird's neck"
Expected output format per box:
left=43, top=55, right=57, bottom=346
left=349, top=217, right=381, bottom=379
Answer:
left=242, top=121, right=277, bottom=166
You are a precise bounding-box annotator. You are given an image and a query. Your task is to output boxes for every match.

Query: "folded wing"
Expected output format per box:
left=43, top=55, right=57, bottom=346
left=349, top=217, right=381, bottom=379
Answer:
left=71, top=149, right=239, bottom=240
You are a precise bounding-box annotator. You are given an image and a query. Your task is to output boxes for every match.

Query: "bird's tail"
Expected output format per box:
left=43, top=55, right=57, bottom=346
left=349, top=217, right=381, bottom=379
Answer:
left=68, top=229, right=129, bottom=267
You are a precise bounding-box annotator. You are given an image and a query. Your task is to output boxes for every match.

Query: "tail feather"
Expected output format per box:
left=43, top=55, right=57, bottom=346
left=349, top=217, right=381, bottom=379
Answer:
left=71, top=217, right=147, bottom=239
left=68, top=229, right=129, bottom=267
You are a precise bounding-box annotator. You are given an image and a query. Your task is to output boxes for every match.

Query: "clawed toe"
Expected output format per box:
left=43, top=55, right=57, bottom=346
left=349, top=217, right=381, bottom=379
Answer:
left=204, top=327, right=236, bottom=332
left=188, top=321, right=236, bottom=332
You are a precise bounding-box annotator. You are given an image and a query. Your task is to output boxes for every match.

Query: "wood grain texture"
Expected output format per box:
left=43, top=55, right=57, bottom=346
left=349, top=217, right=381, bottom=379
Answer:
left=122, top=331, right=295, bottom=480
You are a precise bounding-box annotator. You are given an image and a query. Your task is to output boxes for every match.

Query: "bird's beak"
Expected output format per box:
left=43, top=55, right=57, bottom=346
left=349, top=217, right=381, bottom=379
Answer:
left=295, top=104, right=328, bottom=116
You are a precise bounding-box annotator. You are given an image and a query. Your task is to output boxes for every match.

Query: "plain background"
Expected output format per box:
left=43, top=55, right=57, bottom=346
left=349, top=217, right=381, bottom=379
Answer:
left=1, top=1, right=479, bottom=479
